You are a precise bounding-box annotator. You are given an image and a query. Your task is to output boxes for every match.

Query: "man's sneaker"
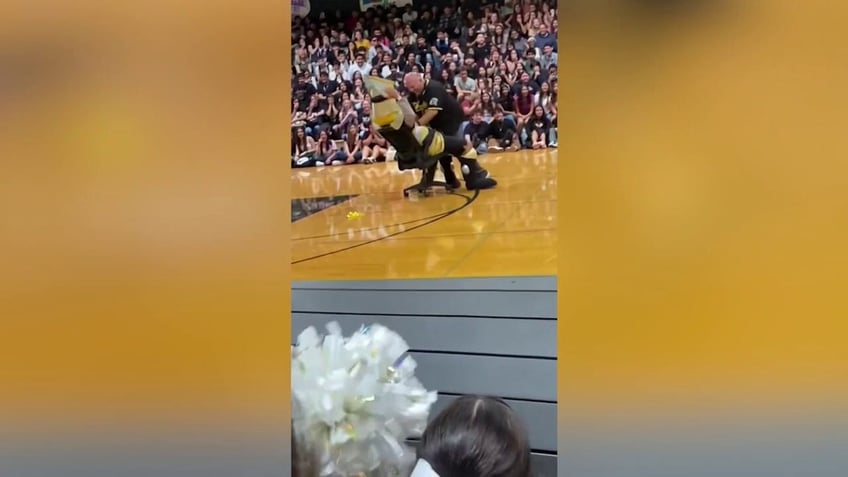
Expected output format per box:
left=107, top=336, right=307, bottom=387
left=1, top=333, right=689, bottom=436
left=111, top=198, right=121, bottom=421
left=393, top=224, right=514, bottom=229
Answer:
left=459, top=160, right=497, bottom=190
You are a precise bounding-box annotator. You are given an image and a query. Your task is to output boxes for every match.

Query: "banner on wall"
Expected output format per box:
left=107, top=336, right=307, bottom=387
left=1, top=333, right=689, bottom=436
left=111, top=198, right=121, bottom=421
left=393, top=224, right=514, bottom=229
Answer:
left=292, top=0, right=311, bottom=17
left=360, top=0, right=413, bottom=11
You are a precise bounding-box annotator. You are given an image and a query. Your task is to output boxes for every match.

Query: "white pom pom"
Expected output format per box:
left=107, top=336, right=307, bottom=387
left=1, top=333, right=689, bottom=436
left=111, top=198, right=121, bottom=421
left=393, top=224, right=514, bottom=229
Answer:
left=293, top=323, right=437, bottom=477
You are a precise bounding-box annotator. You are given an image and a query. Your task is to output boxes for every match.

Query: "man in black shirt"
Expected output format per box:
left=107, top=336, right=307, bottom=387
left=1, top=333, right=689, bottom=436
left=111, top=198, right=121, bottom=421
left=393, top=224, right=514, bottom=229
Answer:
left=314, top=71, right=337, bottom=102
left=293, top=72, right=316, bottom=111
left=403, top=73, right=496, bottom=190
left=405, top=74, right=464, bottom=135
left=486, top=111, right=518, bottom=151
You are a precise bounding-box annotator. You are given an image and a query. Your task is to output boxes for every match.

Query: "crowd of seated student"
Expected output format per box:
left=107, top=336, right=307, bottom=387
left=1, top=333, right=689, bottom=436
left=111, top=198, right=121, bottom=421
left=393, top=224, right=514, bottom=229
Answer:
left=291, top=0, right=558, bottom=168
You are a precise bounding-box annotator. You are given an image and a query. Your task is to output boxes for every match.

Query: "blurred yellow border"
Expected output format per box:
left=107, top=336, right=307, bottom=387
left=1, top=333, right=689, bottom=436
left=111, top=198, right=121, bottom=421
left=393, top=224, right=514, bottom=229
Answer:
left=0, top=0, right=293, bottom=459
left=558, top=0, right=848, bottom=468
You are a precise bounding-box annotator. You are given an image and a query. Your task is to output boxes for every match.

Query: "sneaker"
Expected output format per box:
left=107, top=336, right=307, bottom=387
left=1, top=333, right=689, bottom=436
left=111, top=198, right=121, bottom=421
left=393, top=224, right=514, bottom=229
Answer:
left=549, top=142, right=558, bottom=148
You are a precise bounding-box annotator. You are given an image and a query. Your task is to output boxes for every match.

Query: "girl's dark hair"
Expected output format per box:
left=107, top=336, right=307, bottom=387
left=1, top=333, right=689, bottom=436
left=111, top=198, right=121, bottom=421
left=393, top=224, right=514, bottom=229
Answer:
left=292, top=425, right=318, bottom=477
left=417, top=395, right=531, bottom=477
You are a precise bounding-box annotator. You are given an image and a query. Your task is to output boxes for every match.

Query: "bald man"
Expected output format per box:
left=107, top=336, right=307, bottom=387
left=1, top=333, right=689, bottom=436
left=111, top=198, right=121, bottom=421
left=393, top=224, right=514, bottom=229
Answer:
left=403, top=73, right=496, bottom=190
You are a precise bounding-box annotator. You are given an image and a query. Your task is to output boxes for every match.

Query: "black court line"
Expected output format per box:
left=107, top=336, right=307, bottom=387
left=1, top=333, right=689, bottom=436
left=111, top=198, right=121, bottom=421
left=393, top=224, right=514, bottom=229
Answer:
left=291, top=190, right=480, bottom=265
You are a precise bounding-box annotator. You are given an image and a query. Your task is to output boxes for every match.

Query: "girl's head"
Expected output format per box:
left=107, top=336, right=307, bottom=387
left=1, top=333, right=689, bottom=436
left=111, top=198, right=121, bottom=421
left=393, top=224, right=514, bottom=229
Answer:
left=520, top=85, right=530, bottom=97
left=540, top=81, right=550, bottom=94
left=481, top=91, right=491, bottom=103
left=348, top=124, right=358, bottom=139
left=295, top=127, right=306, bottom=138
left=533, top=105, right=545, bottom=117
left=292, top=427, right=317, bottom=477
left=417, top=395, right=531, bottom=477
left=318, top=129, right=329, bottom=141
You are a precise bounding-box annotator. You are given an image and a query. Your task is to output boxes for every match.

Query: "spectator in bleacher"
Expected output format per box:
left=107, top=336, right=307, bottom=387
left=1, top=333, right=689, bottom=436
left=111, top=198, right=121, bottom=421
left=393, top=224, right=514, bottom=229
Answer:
left=514, top=84, right=534, bottom=144
left=291, top=127, right=316, bottom=168
left=528, top=104, right=552, bottom=149
left=360, top=123, right=388, bottom=164
left=341, top=124, right=364, bottom=164
left=486, top=110, right=519, bottom=151
left=464, top=112, right=490, bottom=155
left=314, top=129, right=345, bottom=166
left=291, top=1, right=559, bottom=169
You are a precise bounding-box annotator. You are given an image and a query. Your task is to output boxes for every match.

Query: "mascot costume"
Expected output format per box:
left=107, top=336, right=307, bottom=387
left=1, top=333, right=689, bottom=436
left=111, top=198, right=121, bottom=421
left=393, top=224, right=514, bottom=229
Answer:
left=364, top=77, right=497, bottom=196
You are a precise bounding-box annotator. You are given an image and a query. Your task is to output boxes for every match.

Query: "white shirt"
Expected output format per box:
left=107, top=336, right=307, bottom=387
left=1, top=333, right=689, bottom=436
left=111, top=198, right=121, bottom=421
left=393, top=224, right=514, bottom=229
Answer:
left=402, top=11, right=418, bottom=23
left=347, top=62, right=372, bottom=81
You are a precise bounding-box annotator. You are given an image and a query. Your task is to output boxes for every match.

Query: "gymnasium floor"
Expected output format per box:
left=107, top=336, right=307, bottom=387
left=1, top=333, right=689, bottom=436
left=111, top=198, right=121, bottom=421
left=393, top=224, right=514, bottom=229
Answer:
left=291, top=149, right=557, bottom=280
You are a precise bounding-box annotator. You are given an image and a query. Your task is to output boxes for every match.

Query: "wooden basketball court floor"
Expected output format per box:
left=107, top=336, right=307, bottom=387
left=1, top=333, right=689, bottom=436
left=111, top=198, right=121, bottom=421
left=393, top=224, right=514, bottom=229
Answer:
left=291, top=150, right=557, bottom=280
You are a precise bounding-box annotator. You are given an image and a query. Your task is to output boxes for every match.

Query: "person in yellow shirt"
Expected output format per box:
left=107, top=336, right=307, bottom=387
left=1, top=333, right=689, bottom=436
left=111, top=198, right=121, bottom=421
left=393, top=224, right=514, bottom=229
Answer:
left=353, top=29, right=371, bottom=51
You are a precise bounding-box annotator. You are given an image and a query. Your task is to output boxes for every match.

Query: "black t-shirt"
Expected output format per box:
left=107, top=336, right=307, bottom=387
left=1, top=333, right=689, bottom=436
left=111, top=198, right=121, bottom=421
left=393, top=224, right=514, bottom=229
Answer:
left=463, top=121, right=490, bottom=145
left=511, top=80, right=539, bottom=96
left=530, top=115, right=550, bottom=133
left=315, top=79, right=337, bottom=98
left=473, top=43, right=490, bottom=63
left=488, top=119, right=514, bottom=139
left=408, top=79, right=464, bottom=134
left=294, top=81, right=316, bottom=109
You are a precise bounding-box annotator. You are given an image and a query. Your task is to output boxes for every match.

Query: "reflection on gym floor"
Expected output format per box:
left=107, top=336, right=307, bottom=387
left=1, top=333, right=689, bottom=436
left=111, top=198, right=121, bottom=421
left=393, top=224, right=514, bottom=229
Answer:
left=291, top=150, right=557, bottom=280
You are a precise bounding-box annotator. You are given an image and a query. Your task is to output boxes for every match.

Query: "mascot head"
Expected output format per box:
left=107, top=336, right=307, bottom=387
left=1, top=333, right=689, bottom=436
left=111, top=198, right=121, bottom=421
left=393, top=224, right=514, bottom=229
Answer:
left=364, top=77, right=416, bottom=129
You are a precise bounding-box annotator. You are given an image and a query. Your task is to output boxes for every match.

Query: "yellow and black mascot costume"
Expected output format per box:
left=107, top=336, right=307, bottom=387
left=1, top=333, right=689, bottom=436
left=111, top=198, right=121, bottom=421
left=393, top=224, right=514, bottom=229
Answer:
left=365, top=77, right=497, bottom=193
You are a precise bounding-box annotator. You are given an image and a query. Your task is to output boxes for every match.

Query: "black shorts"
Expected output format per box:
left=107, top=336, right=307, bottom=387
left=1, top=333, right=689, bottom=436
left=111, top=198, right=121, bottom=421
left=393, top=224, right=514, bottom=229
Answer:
left=443, top=134, right=466, bottom=157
